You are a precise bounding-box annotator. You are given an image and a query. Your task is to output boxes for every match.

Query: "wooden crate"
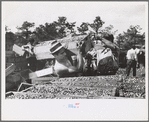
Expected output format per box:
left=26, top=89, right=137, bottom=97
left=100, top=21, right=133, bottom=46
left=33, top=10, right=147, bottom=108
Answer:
left=12, top=44, right=25, bottom=56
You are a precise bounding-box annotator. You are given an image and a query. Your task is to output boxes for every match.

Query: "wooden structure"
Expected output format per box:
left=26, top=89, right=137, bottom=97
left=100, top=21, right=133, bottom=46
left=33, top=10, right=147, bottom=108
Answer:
left=33, top=35, right=86, bottom=60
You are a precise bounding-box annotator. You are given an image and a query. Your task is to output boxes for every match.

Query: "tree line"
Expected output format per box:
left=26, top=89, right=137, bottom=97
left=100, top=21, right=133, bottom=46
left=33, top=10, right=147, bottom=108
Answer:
left=5, top=16, right=145, bottom=51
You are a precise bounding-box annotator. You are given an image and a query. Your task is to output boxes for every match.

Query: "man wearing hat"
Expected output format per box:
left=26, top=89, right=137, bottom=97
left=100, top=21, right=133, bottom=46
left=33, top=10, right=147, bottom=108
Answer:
left=22, top=38, right=37, bottom=71
left=50, top=40, right=84, bottom=77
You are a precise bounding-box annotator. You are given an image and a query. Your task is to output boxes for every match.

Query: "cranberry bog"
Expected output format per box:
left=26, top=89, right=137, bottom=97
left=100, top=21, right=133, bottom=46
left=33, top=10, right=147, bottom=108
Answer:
left=6, top=68, right=145, bottom=99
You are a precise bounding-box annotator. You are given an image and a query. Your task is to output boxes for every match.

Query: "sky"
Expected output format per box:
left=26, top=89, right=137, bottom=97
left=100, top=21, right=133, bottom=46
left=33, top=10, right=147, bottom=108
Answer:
left=2, top=1, right=147, bottom=35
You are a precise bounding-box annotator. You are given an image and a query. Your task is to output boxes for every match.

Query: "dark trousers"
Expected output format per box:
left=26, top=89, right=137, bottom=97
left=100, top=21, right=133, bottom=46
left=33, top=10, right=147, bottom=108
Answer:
left=27, top=57, right=37, bottom=72
left=126, top=59, right=136, bottom=76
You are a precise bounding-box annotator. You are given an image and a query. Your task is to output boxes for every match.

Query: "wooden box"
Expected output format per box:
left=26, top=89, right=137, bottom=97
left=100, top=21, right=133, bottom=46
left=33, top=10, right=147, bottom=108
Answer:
left=12, top=44, right=25, bottom=56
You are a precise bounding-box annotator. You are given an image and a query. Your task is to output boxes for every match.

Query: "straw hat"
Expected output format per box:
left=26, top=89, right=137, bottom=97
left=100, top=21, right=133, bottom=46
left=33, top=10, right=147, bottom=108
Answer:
left=50, top=40, right=63, bottom=54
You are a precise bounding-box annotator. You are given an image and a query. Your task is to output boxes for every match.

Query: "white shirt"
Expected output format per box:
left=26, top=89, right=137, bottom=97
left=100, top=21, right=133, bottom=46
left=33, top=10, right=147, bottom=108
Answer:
left=126, top=48, right=137, bottom=60
left=135, top=48, right=140, bottom=54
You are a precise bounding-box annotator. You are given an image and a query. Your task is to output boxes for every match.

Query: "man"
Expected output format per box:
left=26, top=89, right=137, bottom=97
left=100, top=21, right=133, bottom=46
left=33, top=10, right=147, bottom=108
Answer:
left=78, top=33, right=119, bottom=75
left=50, top=40, right=84, bottom=77
left=138, top=45, right=145, bottom=67
left=94, top=33, right=119, bottom=75
left=22, top=38, right=37, bottom=71
left=126, top=46, right=137, bottom=77
left=29, top=40, right=84, bottom=79
left=135, top=46, right=140, bottom=68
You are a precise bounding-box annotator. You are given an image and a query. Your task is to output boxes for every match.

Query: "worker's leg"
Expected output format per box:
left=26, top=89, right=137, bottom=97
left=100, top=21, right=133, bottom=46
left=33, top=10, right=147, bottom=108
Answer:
left=27, top=57, right=37, bottom=72
left=126, top=59, right=132, bottom=76
left=132, top=60, right=136, bottom=76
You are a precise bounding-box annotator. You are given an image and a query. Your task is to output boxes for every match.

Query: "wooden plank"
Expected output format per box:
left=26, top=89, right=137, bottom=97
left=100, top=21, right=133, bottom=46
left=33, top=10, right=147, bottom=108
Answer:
left=6, top=63, right=16, bottom=76
left=31, top=77, right=57, bottom=84
left=29, top=68, right=53, bottom=79
left=32, top=77, right=56, bottom=81
left=17, top=82, right=34, bottom=92
left=5, top=91, right=14, bottom=97
left=35, top=52, right=54, bottom=60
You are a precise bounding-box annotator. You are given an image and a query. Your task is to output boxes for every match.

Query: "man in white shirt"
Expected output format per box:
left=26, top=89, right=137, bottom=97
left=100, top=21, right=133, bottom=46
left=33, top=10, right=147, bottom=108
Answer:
left=126, top=46, right=137, bottom=77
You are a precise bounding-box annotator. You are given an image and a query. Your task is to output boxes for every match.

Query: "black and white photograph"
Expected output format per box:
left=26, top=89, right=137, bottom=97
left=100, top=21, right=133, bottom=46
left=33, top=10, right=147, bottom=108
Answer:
left=2, top=1, right=148, bottom=121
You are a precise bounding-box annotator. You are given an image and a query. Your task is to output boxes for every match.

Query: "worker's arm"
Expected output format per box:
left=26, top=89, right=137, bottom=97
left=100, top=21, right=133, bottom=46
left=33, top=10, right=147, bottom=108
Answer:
left=67, top=50, right=84, bottom=73
left=95, top=34, right=118, bottom=50
left=76, top=50, right=84, bottom=71
left=135, top=51, right=138, bottom=62
left=126, top=50, right=130, bottom=60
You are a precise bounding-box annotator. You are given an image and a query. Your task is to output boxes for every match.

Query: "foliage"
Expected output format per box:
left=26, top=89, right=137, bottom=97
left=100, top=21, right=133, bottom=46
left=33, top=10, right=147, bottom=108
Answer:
left=5, top=16, right=145, bottom=51
left=6, top=32, right=16, bottom=43
left=5, top=26, right=11, bottom=32
left=77, top=16, right=105, bottom=35
left=99, top=25, right=118, bottom=36
left=90, top=16, right=105, bottom=33
left=116, top=25, right=145, bottom=50
left=16, top=21, right=35, bottom=41
left=33, top=16, right=76, bottom=42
